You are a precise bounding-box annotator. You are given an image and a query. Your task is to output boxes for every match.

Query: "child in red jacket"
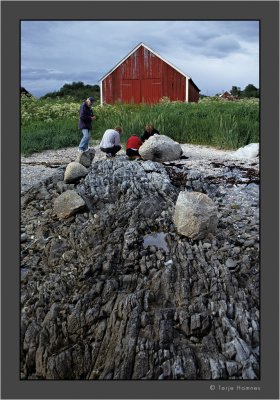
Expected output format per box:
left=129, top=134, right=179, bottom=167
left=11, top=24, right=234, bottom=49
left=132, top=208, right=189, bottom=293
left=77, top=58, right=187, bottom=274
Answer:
left=126, top=135, right=143, bottom=159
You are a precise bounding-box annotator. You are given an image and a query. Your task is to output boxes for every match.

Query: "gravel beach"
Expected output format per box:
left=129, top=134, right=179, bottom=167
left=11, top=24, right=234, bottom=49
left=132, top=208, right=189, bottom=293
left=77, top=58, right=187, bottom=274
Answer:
left=21, top=143, right=258, bottom=193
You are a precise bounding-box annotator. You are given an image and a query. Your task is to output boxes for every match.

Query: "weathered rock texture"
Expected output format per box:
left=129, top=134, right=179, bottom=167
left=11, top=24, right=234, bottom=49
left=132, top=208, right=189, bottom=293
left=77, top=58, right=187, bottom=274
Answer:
left=21, top=155, right=260, bottom=380
left=139, top=134, right=182, bottom=162
left=53, top=190, right=86, bottom=219
left=75, top=148, right=96, bottom=167
left=174, top=191, right=218, bottom=240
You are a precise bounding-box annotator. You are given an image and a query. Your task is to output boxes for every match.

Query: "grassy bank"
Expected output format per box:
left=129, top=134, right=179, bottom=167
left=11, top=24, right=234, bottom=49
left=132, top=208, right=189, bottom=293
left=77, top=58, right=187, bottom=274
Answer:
left=21, top=96, right=259, bottom=155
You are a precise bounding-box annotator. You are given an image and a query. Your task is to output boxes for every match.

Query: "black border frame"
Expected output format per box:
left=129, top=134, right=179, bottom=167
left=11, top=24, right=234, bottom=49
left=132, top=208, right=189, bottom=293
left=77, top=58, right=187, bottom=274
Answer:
left=1, top=1, right=279, bottom=399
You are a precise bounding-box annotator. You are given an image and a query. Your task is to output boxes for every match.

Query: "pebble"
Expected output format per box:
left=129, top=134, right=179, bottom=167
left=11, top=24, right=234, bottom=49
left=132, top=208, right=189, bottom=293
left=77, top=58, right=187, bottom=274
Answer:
left=243, top=239, right=255, bottom=247
left=226, top=259, right=237, bottom=270
left=21, top=233, right=28, bottom=242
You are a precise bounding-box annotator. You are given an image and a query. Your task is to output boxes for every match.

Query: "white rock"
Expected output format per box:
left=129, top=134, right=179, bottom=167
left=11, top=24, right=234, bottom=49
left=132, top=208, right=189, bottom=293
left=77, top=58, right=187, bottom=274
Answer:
left=174, top=191, right=218, bottom=240
left=232, top=143, right=259, bottom=159
left=139, top=134, right=182, bottom=162
left=64, top=162, right=88, bottom=183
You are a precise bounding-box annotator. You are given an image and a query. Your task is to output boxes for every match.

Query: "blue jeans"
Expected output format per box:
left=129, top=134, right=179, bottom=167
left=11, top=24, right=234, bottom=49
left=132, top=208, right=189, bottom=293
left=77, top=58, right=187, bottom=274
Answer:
left=79, top=129, right=90, bottom=151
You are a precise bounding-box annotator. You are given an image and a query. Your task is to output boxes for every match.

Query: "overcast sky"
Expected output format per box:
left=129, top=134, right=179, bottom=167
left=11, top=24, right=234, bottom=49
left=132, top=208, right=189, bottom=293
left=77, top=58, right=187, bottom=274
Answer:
left=21, top=20, right=259, bottom=98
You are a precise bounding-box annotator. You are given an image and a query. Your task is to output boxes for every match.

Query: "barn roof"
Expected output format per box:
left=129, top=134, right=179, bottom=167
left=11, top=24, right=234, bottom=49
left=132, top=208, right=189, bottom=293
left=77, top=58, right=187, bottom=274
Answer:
left=99, top=42, right=200, bottom=91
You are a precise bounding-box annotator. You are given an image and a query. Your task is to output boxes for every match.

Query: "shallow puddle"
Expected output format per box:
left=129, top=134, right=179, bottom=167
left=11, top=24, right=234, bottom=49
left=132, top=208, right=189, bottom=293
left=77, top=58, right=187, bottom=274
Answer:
left=143, top=232, right=169, bottom=252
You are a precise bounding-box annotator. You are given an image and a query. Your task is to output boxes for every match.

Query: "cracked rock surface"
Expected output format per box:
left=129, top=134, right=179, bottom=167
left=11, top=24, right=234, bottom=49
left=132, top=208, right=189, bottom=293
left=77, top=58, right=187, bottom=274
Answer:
left=21, top=149, right=259, bottom=380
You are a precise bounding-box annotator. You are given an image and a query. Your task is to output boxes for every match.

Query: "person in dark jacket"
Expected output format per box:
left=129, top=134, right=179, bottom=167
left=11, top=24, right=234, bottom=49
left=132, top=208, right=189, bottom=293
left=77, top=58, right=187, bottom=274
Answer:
left=78, top=97, right=96, bottom=152
left=141, top=124, right=159, bottom=142
left=126, top=135, right=143, bottom=159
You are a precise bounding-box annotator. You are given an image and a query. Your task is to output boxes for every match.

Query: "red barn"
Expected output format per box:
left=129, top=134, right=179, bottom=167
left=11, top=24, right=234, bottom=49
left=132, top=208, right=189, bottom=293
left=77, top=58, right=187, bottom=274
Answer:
left=100, top=43, right=200, bottom=105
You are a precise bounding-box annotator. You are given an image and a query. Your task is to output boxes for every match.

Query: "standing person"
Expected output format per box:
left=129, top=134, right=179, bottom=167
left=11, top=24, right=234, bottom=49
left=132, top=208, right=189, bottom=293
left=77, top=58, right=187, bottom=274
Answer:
left=100, top=126, right=123, bottom=158
left=78, top=97, right=96, bottom=152
left=141, top=124, right=160, bottom=143
left=126, top=135, right=143, bottom=159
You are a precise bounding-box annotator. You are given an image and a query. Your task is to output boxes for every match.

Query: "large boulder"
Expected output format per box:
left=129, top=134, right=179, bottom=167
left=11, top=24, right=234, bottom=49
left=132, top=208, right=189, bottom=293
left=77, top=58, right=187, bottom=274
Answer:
left=139, top=134, right=182, bottom=162
left=53, top=190, right=86, bottom=219
left=174, top=191, right=218, bottom=240
left=233, top=143, right=259, bottom=159
left=64, top=162, right=88, bottom=183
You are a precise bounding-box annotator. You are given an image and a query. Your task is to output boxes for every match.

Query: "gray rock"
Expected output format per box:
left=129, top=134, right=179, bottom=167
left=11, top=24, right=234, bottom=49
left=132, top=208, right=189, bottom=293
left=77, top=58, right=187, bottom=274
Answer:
left=226, top=361, right=241, bottom=377
left=234, top=338, right=251, bottom=363
left=190, top=313, right=201, bottom=331
left=53, top=190, right=86, bottom=219
left=226, top=258, right=237, bottom=270
left=21, top=233, right=28, bottom=243
left=233, top=246, right=241, bottom=254
left=139, top=134, right=182, bottom=162
left=56, top=181, right=70, bottom=194
left=243, top=239, right=255, bottom=247
left=174, top=191, right=218, bottom=240
left=209, top=358, right=226, bottom=379
left=64, top=162, right=88, bottom=183
left=75, top=148, right=96, bottom=167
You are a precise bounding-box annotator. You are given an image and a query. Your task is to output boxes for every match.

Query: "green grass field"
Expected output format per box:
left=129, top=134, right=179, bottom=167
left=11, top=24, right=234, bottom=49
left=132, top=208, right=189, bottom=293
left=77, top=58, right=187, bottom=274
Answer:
left=21, top=96, right=259, bottom=155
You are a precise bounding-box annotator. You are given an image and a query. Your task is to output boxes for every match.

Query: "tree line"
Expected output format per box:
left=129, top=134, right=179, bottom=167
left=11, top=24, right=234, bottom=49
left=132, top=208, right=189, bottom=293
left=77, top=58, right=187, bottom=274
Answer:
left=21, top=81, right=259, bottom=102
left=41, top=82, right=101, bottom=102
left=21, top=82, right=101, bottom=102
left=199, top=84, right=259, bottom=99
left=222, top=84, right=259, bottom=98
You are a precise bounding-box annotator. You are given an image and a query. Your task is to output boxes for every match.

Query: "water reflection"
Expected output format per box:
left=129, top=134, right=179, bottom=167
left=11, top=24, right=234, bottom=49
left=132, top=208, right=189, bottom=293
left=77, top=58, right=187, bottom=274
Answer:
left=143, top=232, right=169, bottom=253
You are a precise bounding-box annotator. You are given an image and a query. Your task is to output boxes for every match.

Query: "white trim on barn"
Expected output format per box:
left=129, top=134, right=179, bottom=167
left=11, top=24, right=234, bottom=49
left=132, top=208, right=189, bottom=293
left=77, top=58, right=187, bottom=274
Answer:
left=99, top=42, right=192, bottom=84
left=99, top=42, right=200, bottom=104
left=100, top=81, right=103, bottom=105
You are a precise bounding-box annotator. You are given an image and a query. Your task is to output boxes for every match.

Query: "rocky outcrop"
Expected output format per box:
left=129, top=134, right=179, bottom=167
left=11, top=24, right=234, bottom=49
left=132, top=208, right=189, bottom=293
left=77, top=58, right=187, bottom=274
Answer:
left=139, top=134, right=183, bottom=162
left=174, top=191, right=218, bottom=239
left=20, top=155, right=260, bottom=380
